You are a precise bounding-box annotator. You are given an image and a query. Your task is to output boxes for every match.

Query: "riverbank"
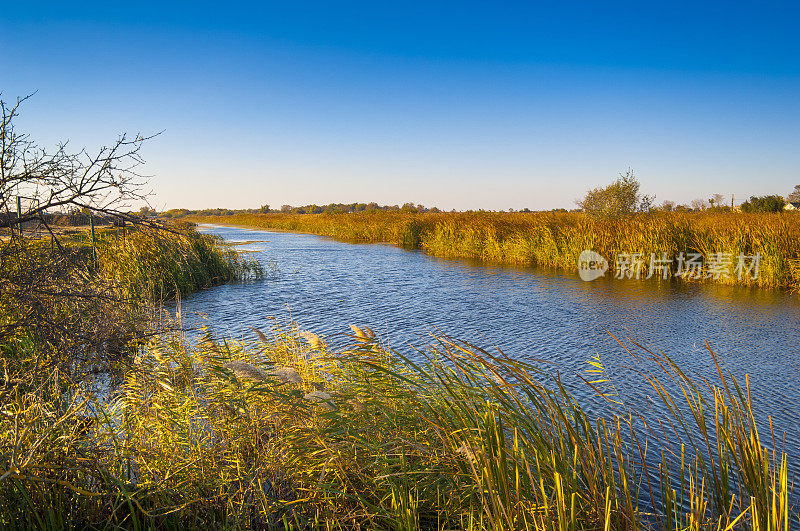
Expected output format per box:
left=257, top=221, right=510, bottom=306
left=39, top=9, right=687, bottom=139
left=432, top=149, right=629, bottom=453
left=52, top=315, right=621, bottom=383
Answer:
left=1, top=223, right=796, bottom=528
left=8, top=319, right=793, bottom=529
left=0, top=223, right=263, bottom=527
left=185, top=211, right=800, bottom=291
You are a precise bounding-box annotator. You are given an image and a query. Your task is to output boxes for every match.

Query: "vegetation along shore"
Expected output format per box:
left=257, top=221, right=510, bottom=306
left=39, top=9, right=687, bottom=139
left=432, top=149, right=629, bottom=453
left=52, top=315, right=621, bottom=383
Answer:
left=184, top=210, right=800, bottom=290
left=3, top=214, right=796, bottom=528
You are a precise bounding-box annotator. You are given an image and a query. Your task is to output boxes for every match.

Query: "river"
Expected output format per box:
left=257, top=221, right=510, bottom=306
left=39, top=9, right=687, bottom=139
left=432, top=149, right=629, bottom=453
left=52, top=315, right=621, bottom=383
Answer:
left=182, top=223, right=800, bottom=500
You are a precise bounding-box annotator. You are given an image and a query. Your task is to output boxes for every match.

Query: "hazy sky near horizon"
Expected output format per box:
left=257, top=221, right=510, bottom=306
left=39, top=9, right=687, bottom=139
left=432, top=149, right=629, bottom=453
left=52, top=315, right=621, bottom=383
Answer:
left=2, top=2, right=799, bottom=211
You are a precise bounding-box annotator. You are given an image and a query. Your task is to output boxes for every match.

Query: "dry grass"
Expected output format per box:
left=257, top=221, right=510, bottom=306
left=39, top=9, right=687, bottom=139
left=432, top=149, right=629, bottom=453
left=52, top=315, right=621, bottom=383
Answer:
left=0, top=225, right=264, bottom=528
left=2, top=219, right=797, bottom=529
left=2, top=321, right=796, bottom=529
left=188, top=211, right=800, bottom=289
left=96, top=226, right=263, bottom=299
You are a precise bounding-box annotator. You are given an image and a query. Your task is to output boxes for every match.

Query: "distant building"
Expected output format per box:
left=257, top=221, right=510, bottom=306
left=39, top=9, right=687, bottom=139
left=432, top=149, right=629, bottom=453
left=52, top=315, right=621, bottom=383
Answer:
left=784, top=202, right=800, bottom=211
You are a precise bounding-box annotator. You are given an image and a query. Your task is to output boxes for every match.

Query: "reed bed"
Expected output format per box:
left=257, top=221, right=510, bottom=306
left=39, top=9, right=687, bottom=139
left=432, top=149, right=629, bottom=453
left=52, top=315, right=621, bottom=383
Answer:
left=2, top=221, right=797, bottom=528
left=0, top=225, right=265, bottom=528
left=2, top=321, right=795, bottom=529
left=188, top=211, right=800, bottom=289
left=96, top=226, right=264, bottom=300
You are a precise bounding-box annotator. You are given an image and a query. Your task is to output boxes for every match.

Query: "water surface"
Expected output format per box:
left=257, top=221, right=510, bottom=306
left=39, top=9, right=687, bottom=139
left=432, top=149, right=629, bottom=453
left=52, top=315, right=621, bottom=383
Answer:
left=182, top=224, right=800, bottom=495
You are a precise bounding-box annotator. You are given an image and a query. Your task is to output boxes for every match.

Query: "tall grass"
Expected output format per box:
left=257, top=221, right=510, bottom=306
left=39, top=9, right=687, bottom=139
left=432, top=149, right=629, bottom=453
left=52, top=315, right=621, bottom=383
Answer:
left=2, top=321, right=795, bottom=529
left=0, top=224, right=262, bottom=375
left=188, top=211, right=800, bottom=289
left=2, top=219, right=797, bottom=528
left=96, top=226, right=264, bottom=300
left=0, top=224, right=265, bottom=528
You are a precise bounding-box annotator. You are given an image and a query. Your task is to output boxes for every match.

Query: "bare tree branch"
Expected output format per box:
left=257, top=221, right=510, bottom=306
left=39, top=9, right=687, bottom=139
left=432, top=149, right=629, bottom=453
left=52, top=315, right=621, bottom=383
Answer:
left=1, top=93, right=162, bottom=229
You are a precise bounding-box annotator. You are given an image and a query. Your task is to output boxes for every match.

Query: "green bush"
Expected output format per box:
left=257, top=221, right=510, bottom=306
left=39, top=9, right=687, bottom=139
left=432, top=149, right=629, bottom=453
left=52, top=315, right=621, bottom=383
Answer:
left=741, top=195, right=785, bottom=213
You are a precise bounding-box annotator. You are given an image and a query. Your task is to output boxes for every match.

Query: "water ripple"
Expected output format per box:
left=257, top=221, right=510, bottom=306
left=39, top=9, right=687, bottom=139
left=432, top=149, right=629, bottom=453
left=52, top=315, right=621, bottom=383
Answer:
left=181, top=224, right=800, bottom=495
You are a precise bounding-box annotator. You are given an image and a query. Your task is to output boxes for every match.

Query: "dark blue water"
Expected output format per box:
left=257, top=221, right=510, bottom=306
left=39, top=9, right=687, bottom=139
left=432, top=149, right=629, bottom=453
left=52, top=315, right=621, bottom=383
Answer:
left=183, top=224, right=800, bottom=503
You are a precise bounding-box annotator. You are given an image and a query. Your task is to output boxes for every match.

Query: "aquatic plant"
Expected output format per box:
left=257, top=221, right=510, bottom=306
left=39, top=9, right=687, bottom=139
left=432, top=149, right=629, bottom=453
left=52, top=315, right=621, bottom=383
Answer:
left=2, top=322, right=795, bottom=529
left=96, top=226, right=264, bottom=300
left=0, top=224, right=266, bottom=528
left=2, top=216, right=796, bottom=528
left=188, top=210, right=800, bottom=289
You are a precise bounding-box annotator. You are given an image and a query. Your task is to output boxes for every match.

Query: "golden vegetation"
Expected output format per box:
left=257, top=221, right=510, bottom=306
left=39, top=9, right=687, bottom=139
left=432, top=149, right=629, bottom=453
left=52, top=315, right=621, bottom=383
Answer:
left=0, top=225, right=263, bottom=527
left=96, top=226, right=263, bottom=299
left=2, top=221, right=797, bottom=528
left=2, top=320, right=795, bottom=529
left=187, top=211, right=800, bottom=289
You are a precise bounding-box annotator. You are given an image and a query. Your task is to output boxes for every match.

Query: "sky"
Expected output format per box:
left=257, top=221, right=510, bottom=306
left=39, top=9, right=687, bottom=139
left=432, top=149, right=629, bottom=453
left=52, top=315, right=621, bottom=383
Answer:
left=1, top=1, right=798, bottom=211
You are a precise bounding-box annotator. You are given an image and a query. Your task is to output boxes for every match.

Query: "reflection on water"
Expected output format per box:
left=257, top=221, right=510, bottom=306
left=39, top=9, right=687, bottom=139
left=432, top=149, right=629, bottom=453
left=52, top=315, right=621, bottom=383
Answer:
left=182, top=224, right=800, bottom=496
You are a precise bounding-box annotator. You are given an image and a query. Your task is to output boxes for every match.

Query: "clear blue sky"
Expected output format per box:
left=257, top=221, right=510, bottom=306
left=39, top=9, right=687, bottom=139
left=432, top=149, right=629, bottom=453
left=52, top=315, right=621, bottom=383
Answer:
left=2, top=1, right=798, bottom=210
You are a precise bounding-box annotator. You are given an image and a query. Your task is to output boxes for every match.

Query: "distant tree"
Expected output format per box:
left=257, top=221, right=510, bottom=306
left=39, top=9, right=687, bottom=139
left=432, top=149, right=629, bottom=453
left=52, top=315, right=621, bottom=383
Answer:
left=268, top=201, right=443, bottom=214
left=198, top=207, right=233, bottom=216
left=659, top=200, right=675, bottom=212
left=639, top=193, right=656, bottom=212
left=163, top=208, right=190, bottom=218
left=740, top=195, right=785, bottom=213
left=690, top=198, right=706, bottom=211
left=259, top=204, right=270, bottom=213
left=708, top=193, right=724, bottom=209
left=577, top=168, right=653, bottom=216
left=788, top=185, right=800, bottom=203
